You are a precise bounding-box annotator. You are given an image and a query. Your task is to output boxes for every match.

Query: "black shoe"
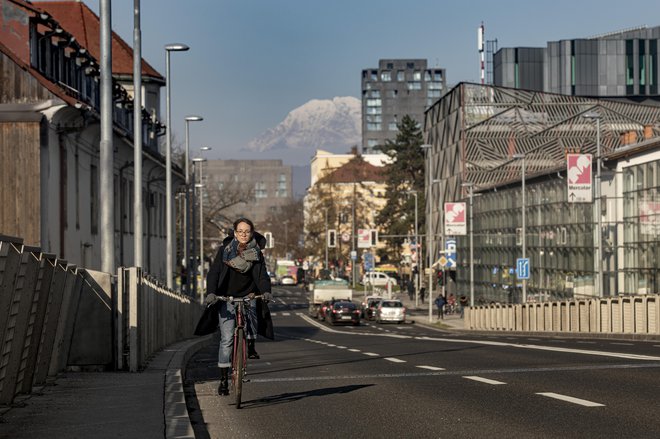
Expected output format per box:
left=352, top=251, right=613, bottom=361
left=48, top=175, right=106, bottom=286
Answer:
left=248, top=339, right=260, bottom=359
left=218, top=368, right=229, bottom=396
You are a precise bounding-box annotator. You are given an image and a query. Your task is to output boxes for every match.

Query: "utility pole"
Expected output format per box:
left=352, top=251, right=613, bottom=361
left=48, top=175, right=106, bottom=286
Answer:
left=132, top=0, right=142, bottom=268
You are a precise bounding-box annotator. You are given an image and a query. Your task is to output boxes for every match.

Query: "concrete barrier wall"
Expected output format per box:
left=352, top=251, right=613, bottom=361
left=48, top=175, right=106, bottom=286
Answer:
left=117, top=267, right=202, bottom=372
left=0, top=235, right=203, bottom=406
left=466, top=295, right=660, bottom=336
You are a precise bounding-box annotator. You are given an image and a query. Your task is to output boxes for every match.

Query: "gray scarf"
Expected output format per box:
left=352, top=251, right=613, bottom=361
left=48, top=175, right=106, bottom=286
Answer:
left=223, top=237, right=260, bottom=273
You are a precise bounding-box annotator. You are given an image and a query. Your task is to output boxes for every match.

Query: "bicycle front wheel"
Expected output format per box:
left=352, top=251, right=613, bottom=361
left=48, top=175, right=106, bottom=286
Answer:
left=233, top=327, right=245, bottom=409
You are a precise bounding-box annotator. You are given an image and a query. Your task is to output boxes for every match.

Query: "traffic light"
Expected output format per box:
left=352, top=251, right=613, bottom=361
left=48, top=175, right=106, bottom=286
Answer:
left=369, top=229, right=378, bottom=247
left=327, top=229, right=336, bottom=248
left=264, top=232, right=274, bottom=249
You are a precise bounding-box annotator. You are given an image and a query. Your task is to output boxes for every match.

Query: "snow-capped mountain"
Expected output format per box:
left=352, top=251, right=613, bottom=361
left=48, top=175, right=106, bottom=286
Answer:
left=247, top=97, right=361, bottom=154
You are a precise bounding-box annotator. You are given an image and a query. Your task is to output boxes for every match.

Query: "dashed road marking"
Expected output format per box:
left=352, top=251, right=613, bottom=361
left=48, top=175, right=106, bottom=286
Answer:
left=348, top=349, right=361, bottom=352
left=385, top=357, right=406, bottom=363
left=337, top=346, right=347, bottom=349
left=282, top=312, right=291, bottom=316
left=536, top=392, right=604, bottom=407
left=417, top=365, right=445, bottom=371
left=363, top=352, right=379, bottom=357
left=464, top=376, right=506, bottom=385
left=610, top=342, right=633, bottom=346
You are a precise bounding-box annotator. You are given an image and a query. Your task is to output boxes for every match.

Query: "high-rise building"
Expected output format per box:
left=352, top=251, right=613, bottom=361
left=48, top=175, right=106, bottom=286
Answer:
left=361, top=59, right=446, bottom=154
left=494, top=26, right=660, bottom=100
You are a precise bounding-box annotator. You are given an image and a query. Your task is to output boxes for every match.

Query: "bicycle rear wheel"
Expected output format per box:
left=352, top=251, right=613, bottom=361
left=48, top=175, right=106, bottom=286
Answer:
left=233, top=327, right=245, bottom=409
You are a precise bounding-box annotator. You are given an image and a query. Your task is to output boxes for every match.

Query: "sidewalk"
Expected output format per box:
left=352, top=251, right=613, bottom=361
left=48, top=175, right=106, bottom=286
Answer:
left=0, top=336, right=212, bottom=439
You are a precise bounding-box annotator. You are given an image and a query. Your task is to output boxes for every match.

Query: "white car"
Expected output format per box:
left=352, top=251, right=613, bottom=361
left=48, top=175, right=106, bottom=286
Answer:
left=375, top=299, right=406, bottom=324
left=361, top=271, right=394, bottom=287
left=280, top=275, right=296, bottom=285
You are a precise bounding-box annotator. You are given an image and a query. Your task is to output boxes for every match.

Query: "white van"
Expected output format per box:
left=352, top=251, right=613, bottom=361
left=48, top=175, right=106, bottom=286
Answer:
left=361, top=271, right=393, bottom=287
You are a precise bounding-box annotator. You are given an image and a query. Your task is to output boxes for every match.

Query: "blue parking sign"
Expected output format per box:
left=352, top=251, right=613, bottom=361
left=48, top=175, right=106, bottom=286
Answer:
left=516, top=258, right=530, bottom=280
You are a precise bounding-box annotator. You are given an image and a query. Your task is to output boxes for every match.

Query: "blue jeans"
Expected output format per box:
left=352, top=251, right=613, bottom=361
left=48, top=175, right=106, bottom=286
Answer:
left=217, top=299, right=257, bottom=368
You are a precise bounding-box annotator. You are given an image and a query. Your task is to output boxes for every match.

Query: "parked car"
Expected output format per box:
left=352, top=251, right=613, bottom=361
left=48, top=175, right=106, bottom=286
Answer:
left=360, top=295, right=383, bottom=319
left=280, top=275, right=296, bottom=285
left=375, top=299, right=406, bottom=324
left=361, top=271, right=394, bottom=287
left=327, top=301, right=361, bottom=326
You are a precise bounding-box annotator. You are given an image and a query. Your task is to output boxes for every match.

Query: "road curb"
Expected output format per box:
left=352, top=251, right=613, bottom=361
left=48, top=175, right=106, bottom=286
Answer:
left=156, top=336, right=214, bottom=439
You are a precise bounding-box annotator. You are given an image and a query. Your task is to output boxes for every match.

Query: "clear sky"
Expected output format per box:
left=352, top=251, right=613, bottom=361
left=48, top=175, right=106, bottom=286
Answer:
left=85, top=0, right=660, bottom=164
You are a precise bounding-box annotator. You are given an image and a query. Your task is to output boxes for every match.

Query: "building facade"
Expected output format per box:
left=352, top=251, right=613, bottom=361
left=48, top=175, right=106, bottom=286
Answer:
left=493, top=26, right=660, bottom=100
left=361, top=59, right=446, bottom=154
left=424, top=82, right=660, bottom=303
left=203, top=159, right=293, bottom=230
left=0, top=0, right=179, bottom=281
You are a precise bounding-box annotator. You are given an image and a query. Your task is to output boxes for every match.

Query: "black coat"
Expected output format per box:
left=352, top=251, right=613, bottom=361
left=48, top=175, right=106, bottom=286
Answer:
left=205, top=230, right=273, bottom=339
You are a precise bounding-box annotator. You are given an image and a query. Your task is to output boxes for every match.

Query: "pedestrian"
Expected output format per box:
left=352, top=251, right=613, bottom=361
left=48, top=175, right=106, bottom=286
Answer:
left=434, top=294, right=446, bottom=319
left=447, top=293, right=456, bottom=314
left=419, top=286, right=426, bottom=304
left=204, top=217, right=273, bottom=396
left=459, top=295, right=469, bottom=319
left=406, top=279, right=415, bottom=301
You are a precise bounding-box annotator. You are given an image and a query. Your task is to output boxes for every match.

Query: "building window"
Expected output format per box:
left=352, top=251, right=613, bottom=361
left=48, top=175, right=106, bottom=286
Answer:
left=366, top=98, right=382, bottom=106
left=626, top=40, right=634, bottom=93
left=366, top=106, right=382, bottom=115
left=370, top=90, right=381, bottom=98
left=367, top=139, right=379, bottom=149
left=427, top=90, right=442, bottom=98
left=407, top=81, right=422, bottom=90
left=386, top=62, right=394, bottom=69
left=387, top=89, right=398, bottom=98
left=397, top=70, right=404, bottom=81
left=370, top=70, right=378, bottom=81
left=424, top=71, right=431, bottom=81
left=366, top=115, right=382, bottom=123
left=367, top=123, right=381, bottom=131
left=413, top=71, right=422, bottom=81
left=388, top=122, right=398, bottom=131
left=407, top=62, right=414, bottom=69
left=254, top=182, right=267, bottom=198
left=433, top=71, right=443, bottom=81
left=428, top=82, right=443, bottom=90
left=381, top=71, right=391, bottom=81
left=639, top=40, right=647, bottom=92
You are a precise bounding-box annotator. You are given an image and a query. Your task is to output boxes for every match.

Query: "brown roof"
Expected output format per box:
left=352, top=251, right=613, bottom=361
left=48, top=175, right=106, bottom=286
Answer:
left=33, top=1, right=164, bottom=81
left=319, top=156, right=387, bottom=184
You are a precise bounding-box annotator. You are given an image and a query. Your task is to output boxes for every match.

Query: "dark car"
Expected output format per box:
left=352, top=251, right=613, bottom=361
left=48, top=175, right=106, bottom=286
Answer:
left=327, top=301, right=361, bottom=326
left=361, top=296, right=382, bottom=320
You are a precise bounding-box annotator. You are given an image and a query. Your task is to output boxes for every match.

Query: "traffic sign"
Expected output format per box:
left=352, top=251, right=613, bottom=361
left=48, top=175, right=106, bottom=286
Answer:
left=445, top=238, right=456, bottom=268
left=516, top=258, right=530, bottom=280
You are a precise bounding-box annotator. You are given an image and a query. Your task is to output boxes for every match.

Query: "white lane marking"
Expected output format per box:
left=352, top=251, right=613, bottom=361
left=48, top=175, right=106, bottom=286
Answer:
left=464, top=376, right=506, bottom=385
left=348, top=349, right=361, bottom=352
left=327, top=344, right=336, bottom=347
left=536, top=392, right=604, bottom=407
left=610, top=342, right=633, bottom=346
left=337, top=346, right=347, bottom=349
left=654, top=345, right=660, bottom=348
left=417, top=365, right=445, bottom=371
left=385, top=357, right=406, bottom=363
left=363, top=352, right=379, bottom=357
left=282, top=312, right=291, bottom=316
left=299, top=314, right=412, bottom=339
left=414, top=336, right=660, bottom=361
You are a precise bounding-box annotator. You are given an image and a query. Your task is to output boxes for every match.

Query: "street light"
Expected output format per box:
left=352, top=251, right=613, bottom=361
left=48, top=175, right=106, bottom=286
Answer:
left=164, top=43, right=189, bottom=289
left=512, top=153, right=526, bottom=303
left=461, top=183, right=475, bottom=307
left=194, top=155, right=208, bottom=304
left=324, top=207, right=329, bottom=270
left=583, top=112, right=604, bottom=297
left=421, top=143, right=433, bottom=323
left=406, top=190, right=419, bottom=305
left=184, top=115, right=203, bottom=295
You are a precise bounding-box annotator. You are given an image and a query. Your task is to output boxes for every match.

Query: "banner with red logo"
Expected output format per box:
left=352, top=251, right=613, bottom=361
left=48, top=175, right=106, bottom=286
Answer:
left=567, top=154, right=592, bottom=203
left=444, top=202, right=467, bottom=236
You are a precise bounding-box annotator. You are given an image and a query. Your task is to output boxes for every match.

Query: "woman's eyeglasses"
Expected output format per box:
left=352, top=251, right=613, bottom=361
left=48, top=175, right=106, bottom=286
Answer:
left=235, top=229, right=251, bottom=236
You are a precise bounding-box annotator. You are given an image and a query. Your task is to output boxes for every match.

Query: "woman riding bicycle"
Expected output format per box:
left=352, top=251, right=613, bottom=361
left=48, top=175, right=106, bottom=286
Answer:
left=204, top=217, right=272, bottom=396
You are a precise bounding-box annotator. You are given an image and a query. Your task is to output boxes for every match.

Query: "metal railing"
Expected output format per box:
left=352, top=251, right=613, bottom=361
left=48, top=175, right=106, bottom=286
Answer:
left=466, top=295, right=660, bottom=335
left=0, top=234, right=202, bottom=406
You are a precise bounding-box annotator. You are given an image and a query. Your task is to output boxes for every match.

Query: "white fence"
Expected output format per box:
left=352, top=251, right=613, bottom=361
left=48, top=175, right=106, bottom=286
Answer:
left=466, top=295, right=660, bottom=335
left=0, top=234, right=202, bottom=406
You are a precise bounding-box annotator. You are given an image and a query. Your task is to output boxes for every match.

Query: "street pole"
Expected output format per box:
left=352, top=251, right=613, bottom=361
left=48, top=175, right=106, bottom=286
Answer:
left=421, top=144, right=433, bottom=322
left=407, top=191, right=419, bottom=301
left=132, top=0, right=142, bottom=268
left=462, top=183, right=475, bottom=307
left=583, top=112, right=603, bottom=297
left=164, top=43, right=189, bottom=289
left=514, top=153, right=527, bottom=303
left=99, top=0, right=114, bottom=275
left=324, top=207, right=329, bottom=270
left=184, top=116, right=202, bottom=295
left=352, top=183, right=356, bottom=289
left=193, top=157, right=207, bottom=303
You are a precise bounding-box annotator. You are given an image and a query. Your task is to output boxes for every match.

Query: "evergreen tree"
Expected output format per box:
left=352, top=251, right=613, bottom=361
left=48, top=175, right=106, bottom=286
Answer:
left=374, top=115, right=426, bottom=261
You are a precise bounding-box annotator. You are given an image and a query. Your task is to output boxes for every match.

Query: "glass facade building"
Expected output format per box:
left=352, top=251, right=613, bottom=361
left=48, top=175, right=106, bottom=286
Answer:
left=424, top=83, right=660, bottom=303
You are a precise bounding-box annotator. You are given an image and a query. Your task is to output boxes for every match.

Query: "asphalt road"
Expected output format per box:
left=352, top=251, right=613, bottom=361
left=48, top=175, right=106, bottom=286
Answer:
left=184, top=286, right=660, bottom=439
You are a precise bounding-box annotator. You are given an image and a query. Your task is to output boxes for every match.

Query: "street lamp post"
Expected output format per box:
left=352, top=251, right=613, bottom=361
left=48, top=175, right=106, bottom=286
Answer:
left=193, top=156, right=207, bottom=304
left=421, top=144, right=433, bottom=322
left=164, top=43, right=189, bottom=289
left=513, top=153, right=527, bottom=303
left=583, top=112, right=603, bottom=297
left=462, top=183, right=475, bottom=307
left=406, top=191, right=419, bottom=303
left=184, top=115, right=203, bottom=295
left=282, top=220, right=289, bottom=258
left=324, top=207, right=329, bottom=270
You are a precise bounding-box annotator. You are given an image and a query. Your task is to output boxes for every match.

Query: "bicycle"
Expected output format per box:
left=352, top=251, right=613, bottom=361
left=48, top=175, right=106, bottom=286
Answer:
left=216, top=294, right=262, bottom=409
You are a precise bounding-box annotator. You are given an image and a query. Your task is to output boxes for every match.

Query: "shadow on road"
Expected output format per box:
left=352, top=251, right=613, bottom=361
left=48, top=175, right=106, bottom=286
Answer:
left=239, top=384, right=374, bottom=409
